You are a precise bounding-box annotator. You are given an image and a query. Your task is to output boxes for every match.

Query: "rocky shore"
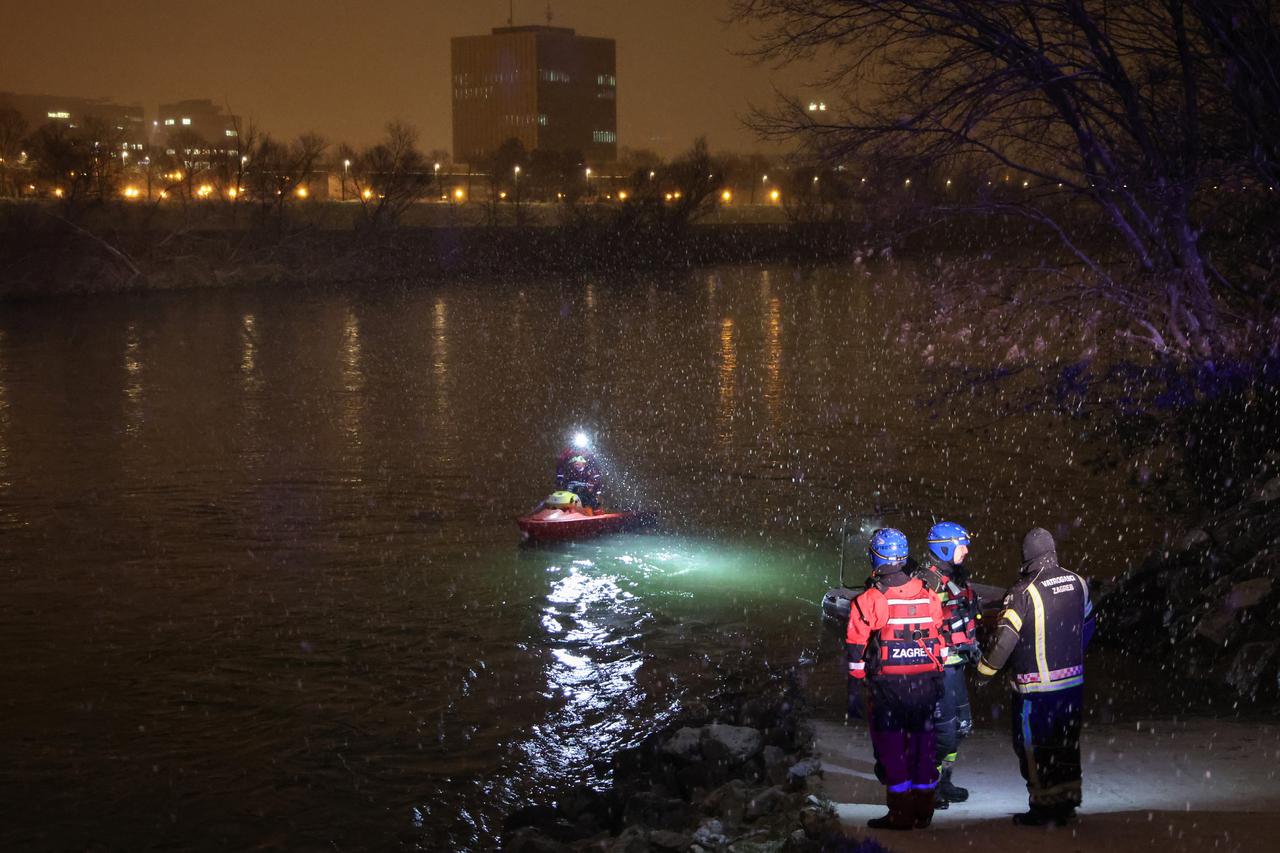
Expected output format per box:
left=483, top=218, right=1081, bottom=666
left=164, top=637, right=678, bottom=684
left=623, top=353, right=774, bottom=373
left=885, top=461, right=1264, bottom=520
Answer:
left=1098, top=457, right=1280, bottom=699
left=500, top=681, right=869, bottom=853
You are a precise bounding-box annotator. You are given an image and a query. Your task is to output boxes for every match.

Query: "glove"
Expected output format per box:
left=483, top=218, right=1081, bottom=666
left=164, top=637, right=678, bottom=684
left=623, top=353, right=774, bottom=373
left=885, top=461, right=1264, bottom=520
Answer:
left=846, top=677, right=865, bottom=721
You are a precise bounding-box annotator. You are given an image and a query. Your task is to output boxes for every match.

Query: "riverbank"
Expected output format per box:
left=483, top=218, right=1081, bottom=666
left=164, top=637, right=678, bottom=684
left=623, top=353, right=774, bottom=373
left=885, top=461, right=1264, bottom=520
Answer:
left=0, top=200, right=1063, bottom=299
left=815, top=717, right=1280, bottom=852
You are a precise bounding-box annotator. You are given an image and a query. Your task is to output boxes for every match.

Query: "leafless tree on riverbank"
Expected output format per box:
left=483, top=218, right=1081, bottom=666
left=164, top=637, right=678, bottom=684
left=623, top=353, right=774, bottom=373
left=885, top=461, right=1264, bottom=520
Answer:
left=342, top=121, right=435, bottom=229
left=732, top=0, right=1280, bottom=358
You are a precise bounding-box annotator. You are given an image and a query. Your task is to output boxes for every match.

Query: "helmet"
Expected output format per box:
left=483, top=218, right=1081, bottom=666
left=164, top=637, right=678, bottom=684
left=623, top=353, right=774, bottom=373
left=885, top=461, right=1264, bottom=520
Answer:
left=570, top=455, right=588, bottom=471
left=927, top=521, right=971, bottom=564
left=546, top=490, right=583, bottom=510
left=868, top=527, right=909, bottom=570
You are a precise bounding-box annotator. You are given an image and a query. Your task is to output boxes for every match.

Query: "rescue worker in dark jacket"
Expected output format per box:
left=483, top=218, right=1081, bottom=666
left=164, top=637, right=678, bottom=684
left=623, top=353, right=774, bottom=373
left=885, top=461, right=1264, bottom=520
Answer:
left=915, top=521, right=979, bottom=808
left=975, top=527, right=1095, bottom=826
left=847, top=528, right=947, bottom=831
left=554, top=447, right=604, bottom=510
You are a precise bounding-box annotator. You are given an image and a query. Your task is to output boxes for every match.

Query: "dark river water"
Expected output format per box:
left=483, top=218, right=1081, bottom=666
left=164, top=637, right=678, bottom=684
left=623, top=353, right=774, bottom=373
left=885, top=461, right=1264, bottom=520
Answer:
left=0, top=264, right=1166, bottom=850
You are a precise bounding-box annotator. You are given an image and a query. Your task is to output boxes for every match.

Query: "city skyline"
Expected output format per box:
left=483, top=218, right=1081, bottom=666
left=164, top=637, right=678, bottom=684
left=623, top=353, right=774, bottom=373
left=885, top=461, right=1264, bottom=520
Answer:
left=2, top=0, right=814, bottom=157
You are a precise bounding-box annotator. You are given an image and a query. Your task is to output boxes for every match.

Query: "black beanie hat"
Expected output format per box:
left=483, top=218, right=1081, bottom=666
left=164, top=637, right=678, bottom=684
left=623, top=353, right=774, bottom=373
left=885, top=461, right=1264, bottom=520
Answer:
left=1022, top=527, right=1056, bottom=563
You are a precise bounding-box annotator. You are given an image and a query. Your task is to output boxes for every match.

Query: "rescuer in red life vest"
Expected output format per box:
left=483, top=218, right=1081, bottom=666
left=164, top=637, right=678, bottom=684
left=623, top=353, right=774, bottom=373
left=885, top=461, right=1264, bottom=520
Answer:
left=847, top=527, right=947, bottom=831
left=915, top=520, right=980, bottom=809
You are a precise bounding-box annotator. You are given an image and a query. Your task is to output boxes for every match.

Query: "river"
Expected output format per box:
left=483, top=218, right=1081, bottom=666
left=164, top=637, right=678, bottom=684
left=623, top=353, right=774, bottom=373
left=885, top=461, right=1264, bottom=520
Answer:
left=0, top=264, right=1165, bottom=849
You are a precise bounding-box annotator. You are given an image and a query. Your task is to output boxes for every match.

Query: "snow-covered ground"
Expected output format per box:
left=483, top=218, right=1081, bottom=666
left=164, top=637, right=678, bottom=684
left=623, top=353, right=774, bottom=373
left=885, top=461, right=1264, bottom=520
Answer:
left=815, top=718, right=1280, bottom=852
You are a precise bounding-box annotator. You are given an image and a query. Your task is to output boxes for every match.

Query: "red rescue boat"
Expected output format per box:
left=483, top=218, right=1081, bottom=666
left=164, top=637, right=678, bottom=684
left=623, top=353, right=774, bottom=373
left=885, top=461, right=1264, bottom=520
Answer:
left=516, top=506, right=639, bottom=542
left=516, top=489, right=653, bottom=542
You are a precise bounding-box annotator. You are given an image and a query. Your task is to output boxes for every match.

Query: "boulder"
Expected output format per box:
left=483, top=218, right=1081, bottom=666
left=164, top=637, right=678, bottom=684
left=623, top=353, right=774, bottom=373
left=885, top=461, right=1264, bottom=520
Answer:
left=785, top=759, right=823, bottom=792
left=703, top=724, right=764, bottom=765
left=1225, top=641, right=1280, bottom=698
left=762, top=746, right=789, bottom=786
left=1253, top=476, right=1280, bottom=504
left=622, top=792, right=696, bottom=833
left=1227, top=578, right=1273, bottom=609
left=798, top=804, right=840, bottom=839
left=703, top=778, right=751, bottom=823
left=661, top=727, right=705, bottom=761
left=608, top=826, right=651, bottom=853
left=648, top=829, right=693, bottom=851
left=745, top=786, right=787, bottom=821
left=691, top=819, right=730, bottom=849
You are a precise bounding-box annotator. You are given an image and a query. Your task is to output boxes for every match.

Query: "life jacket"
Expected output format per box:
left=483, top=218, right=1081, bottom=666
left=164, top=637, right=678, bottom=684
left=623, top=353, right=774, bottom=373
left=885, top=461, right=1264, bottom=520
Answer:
left=918, top=562, right=980, bottom=665
left=859, top=578, right=946, bottom=677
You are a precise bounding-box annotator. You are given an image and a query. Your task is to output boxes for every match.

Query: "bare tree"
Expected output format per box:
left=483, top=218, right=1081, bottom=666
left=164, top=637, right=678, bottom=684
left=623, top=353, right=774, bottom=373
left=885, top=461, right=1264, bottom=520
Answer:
left=346, top=121, right=435, bottom=228
left=0, top=107, right=28, bottom=197
left=243, top=131, right=327, bottom=224
left=732, top=0, right=1280, bottom=357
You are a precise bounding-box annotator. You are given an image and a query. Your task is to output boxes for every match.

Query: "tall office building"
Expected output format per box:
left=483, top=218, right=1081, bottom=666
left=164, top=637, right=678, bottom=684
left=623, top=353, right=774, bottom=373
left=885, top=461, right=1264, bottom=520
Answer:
left=451, top=25, right=616, bottom=165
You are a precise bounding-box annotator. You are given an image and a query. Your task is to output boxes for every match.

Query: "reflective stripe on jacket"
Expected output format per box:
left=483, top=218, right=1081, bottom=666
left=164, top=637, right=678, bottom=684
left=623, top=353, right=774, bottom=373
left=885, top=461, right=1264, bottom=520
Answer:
left=976, top=554, right=1093, bottom=693
left=846, top=575, right=946, bottom=678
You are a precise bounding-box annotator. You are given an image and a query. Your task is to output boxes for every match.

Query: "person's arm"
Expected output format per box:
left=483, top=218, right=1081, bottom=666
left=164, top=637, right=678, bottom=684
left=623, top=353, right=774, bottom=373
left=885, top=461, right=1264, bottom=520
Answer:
left=976, top=591, right=1024, bottom=681
left=846, top=589, right=883, bottom=681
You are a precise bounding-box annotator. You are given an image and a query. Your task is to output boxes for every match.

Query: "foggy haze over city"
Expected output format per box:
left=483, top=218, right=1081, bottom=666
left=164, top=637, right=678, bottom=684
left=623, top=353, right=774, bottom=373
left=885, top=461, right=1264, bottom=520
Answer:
left=2, top=0, right=810, bottom=153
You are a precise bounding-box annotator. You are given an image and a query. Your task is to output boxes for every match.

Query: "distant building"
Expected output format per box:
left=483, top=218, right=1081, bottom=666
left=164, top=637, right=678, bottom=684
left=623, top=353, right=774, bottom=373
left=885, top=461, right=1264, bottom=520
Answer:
left=0, top=91, right=146, bottom=153
left=451, top=25, right=617, bottom=166
left=154, top=99, right=241, bottom=157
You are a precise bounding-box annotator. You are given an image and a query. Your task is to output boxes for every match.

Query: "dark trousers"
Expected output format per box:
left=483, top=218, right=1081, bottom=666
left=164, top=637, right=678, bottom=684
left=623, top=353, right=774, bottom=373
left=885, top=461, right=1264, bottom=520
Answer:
left=1011, top=686, right=1084, bottom=812
left=868, top=675, right=943, bottom=792
left=935, top=664, right=972, bottom=765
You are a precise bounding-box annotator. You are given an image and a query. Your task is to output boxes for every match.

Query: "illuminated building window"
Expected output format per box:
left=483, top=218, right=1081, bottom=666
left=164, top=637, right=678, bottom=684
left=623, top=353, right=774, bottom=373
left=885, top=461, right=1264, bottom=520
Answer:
left=164, top=118, right=176, bottom=126
left=47, top=111, right=71, bottom=119
left=538, top=114, right=548, bottom=126
left=592, top=130, right=616, bottom=143
left=182, top=118, right=192, bottom=125
left=225, top=129, right=237, bottom=137
left=595, top=74, right=616, bottom=87
left=539, top=69, right=571, bottom=83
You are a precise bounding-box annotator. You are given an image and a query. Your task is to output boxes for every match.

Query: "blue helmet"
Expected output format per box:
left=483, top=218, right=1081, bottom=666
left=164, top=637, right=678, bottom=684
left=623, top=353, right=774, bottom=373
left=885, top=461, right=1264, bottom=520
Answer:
left=927, top=521, right=971, bottom=564
left=868, top=527, right=909, bottom=570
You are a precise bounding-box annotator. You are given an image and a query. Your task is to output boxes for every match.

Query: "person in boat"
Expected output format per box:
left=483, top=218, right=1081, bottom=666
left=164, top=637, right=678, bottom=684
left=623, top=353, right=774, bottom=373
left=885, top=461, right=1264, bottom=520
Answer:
left=974, top=527, right=1094, bottom=827
left=555, top=445, right=604, bottom=511
left=914, top=521, right=979, bottom=810
left=846, top=527, right=947, bottom=831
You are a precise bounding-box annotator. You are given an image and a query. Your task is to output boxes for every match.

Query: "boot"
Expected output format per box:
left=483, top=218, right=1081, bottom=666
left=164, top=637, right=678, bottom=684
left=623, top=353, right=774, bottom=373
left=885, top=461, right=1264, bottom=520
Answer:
left=912, top=787, right=937, bottom=829
left=937, top=765, right=969, bottom=803
left=867, top=789, right=915, bottom=831
left=1012, top=805, right=1074, bottom=827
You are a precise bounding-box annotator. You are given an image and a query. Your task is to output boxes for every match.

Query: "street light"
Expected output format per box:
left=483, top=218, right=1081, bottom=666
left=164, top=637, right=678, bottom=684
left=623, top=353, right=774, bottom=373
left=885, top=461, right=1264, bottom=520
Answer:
left=342, top=158, right=350, bottom=201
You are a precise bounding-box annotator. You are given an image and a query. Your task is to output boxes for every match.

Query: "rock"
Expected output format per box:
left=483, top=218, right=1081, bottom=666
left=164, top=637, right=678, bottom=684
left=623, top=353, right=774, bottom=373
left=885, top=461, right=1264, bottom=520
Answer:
left=703, top=779, right=750, bottom=823
left=799, top=804, right=839, bottom=839
left=785, top=759, right=822, bottom=792
left=1178, top=528, right=1211, bottom=552
left=1226, top=641, right=1280, bottom=698
left=682, top=700, right=713, bottom=725
left=1228, top=578, right=1273, bottom=609
left=1253, top=476, right=1280, bottom=504
left=762, top=746, right=788, bottom=786
left=608, top=825, right=651, bottom=853
left=622, top=792, right=696, bottom=833
left=727, top=840, right=784, bottom=853
left=661, top=727, right=705, bottom=761
left=505, top=826, right=573, bottom=853
left=648, top=829, right=692, bottom=851
left=737, top=697, right=779, bottom=729
left=703, top=724, right=764, bottom=765
left=691, top=819, right=730, bottom=849
left=745, top=786, right=787, bottom=821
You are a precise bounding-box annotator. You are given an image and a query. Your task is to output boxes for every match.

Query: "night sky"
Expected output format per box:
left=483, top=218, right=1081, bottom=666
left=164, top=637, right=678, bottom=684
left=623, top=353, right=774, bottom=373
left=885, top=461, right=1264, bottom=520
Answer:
left=3, top=0, right=812, bottom=155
